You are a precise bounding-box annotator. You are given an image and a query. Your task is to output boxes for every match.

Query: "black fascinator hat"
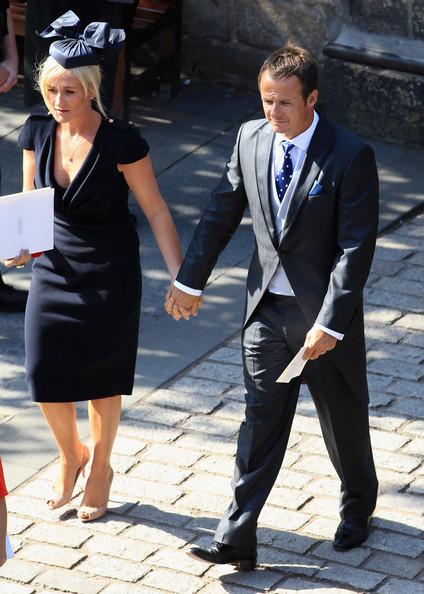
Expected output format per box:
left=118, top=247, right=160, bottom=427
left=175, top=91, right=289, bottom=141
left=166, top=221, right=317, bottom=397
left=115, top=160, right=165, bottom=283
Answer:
left=39, top=10, right=125, bottom=69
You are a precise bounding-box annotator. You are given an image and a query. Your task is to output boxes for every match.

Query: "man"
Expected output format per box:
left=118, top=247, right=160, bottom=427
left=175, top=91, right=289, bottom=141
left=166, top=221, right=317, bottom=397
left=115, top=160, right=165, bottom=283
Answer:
left=166, top=43, right=379, bottom=569
left=0, top=0, right=28, bottom=312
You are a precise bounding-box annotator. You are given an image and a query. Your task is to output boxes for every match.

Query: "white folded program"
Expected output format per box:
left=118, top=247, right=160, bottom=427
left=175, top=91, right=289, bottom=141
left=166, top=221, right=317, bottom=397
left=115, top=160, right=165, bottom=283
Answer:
left=276, top=346, right=308, bottom=383
left=0, top=187, right=54, bottom=260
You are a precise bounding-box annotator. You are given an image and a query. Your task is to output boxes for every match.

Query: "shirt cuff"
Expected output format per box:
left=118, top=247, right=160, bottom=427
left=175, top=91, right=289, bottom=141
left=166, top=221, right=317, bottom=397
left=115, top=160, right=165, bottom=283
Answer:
left=173, top=280, right=203, bottom=297
left=314, top=323, right=344, bottom=341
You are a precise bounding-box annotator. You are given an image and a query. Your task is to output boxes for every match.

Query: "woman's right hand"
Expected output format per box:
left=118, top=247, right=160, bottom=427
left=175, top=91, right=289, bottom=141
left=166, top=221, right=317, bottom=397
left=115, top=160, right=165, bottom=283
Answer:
left=2, top=249, right=31, bottom=268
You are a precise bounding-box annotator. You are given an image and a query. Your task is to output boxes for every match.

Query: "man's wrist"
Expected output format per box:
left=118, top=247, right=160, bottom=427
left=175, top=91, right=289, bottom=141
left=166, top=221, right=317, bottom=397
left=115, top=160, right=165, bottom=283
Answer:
left=313, top=323, right=344, bottom=341
left=173, top=280, right=202, bottom=297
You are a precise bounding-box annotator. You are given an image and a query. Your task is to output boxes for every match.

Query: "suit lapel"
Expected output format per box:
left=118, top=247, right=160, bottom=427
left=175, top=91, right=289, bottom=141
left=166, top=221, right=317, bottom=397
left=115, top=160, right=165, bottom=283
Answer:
left=281, top=117, right=334, bottom=241
left=255, top=124, right=277, bottom=246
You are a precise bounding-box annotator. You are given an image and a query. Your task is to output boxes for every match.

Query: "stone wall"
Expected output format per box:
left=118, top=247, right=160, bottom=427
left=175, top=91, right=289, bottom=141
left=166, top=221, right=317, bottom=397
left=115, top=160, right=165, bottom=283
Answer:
left=181, top=0, right=424, bottom=146
left=182, top=0, right=345, bottom=87
left=349, top=0, right=423, bottom=38
left=321, top=61, right=424, bottom=146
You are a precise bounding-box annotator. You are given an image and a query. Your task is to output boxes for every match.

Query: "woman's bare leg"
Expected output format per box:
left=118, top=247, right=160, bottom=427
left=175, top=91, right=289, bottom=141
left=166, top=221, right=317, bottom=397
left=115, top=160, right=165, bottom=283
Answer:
left=38, top=402, right=90, bottom=509
left=78, top=395, right=121, bottom=520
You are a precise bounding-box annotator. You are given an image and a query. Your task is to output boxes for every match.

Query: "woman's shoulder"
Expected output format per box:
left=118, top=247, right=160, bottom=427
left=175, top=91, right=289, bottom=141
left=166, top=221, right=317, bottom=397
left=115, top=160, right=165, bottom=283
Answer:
left=26, top=108, right=53, bottom=122
left=24, top=109, right=54, bottom=135
left=104, top=117, right=141, bottom=137
left=18, top=109, right=53, bottom=151
left=104, top=117, right=150, bottom=164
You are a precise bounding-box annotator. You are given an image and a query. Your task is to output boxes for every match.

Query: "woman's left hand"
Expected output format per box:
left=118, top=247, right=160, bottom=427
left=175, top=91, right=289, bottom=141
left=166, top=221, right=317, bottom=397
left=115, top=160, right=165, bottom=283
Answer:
left=2, top=249, right=31, bottom=268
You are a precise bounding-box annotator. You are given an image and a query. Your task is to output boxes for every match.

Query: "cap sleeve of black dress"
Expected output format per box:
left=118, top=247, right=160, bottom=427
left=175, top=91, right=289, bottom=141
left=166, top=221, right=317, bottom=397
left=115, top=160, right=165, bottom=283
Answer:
left=118, top=125, right=149, bottom=164
left=17, top=116, right=35, bottom=151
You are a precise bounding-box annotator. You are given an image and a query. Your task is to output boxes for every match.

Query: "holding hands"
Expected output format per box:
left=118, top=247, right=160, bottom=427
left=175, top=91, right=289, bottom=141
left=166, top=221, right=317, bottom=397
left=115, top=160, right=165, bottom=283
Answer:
left=165, top=285, right=203, bottom=321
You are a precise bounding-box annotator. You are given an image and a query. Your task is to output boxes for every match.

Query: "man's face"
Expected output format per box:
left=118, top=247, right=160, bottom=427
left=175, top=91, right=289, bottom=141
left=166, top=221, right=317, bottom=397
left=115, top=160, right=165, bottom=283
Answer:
left=260, top=71, right=318, bottom=138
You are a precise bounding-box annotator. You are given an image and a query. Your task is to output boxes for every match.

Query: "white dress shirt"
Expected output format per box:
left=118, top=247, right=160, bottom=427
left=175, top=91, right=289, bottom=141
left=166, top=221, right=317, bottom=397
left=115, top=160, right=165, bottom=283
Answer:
left=174, top=111, right=344, bottom=340
left=267, top=112, right=319, bottom=294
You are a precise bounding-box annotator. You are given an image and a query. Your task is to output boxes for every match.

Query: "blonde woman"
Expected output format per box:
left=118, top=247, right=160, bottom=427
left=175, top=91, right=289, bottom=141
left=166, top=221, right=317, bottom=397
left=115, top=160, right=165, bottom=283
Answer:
left=4, top=11, right=183, bottom=521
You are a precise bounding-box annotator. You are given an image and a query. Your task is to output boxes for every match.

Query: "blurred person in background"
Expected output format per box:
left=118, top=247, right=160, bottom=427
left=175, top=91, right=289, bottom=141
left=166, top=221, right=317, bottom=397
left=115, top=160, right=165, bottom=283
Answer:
left=0, top=0, right=28, bottom=312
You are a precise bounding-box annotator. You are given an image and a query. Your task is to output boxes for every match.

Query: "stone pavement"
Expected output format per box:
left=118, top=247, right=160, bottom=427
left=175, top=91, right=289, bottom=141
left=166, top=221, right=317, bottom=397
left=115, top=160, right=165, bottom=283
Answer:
left=0, top=210, right=424, bottom=593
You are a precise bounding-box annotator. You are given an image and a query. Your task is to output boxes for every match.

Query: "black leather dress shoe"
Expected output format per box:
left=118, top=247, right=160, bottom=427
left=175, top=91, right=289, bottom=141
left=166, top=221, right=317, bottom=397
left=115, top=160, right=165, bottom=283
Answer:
left=187, top=541, right=257, bottom=570
left=333, top=517, right=371, bottom=551
left=0, top=282, right=28, bottom=312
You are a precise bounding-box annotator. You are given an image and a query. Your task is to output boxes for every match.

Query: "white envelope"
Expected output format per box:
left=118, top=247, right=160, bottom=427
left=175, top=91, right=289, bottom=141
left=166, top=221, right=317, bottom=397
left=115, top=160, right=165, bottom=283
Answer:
left=276, top=346, right=308, bottom=383
left=0, top=187, right=54, bottom=260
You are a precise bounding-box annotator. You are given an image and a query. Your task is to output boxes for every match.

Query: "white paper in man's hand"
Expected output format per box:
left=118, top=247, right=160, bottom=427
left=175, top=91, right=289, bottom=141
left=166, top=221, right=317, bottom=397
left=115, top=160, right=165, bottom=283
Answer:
left=5, top=534, right=14, bottom=559
left=276, top=346, right=307, bottom=383
left=0, top=187, right=54, bottom=260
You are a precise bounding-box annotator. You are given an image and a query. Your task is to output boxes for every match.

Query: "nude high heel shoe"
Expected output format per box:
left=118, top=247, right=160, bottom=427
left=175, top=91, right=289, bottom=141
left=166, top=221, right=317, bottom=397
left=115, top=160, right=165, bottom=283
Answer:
left=46, top=445, right=90, bottom=510
left=78, top=468, right=114, bottom=522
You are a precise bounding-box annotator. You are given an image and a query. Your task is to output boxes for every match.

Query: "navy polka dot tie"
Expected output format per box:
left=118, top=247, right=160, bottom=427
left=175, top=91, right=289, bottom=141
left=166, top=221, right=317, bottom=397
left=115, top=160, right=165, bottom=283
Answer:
left=275, top=141, right=294, bottom=202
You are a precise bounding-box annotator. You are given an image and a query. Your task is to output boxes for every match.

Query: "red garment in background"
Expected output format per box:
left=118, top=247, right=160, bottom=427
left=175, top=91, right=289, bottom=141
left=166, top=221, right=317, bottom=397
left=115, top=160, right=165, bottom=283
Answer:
left=0, top=459, right=7, bottom=497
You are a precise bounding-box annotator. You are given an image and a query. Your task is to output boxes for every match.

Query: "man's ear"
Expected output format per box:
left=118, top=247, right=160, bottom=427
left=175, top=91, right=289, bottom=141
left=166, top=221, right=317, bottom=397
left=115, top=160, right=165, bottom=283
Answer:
left=307, top=89, right=318, bottom=108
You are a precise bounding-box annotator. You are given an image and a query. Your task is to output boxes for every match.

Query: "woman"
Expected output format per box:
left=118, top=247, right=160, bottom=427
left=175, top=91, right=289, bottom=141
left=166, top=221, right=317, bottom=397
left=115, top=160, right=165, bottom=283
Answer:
left=3, top=11, right=183, bottom=522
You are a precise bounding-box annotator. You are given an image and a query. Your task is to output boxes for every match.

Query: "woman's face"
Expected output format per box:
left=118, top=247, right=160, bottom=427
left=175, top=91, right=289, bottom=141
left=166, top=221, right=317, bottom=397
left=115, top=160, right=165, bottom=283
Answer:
left=45, top=70, right=91, bottom=123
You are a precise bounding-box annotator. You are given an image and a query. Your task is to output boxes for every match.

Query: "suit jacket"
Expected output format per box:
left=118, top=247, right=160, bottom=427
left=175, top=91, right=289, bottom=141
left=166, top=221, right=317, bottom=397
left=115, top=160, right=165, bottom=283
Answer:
left=176, top=116, right=379, bottom=392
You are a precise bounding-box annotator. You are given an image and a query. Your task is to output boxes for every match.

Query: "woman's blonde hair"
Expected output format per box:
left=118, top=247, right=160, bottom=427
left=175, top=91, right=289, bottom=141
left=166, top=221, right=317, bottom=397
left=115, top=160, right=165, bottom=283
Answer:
left=36, top=56, right=107, bottom=118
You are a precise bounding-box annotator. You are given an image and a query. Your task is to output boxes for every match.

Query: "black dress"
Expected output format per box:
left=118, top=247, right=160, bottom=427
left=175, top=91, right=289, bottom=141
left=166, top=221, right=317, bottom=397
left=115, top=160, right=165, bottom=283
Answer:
left=18, top=112, right=149, bottom=402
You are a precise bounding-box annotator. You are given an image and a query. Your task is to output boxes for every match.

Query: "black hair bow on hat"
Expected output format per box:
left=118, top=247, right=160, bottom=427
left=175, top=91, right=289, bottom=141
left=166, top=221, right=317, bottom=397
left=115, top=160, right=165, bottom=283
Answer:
left=39, top=10, right=126, bottom=69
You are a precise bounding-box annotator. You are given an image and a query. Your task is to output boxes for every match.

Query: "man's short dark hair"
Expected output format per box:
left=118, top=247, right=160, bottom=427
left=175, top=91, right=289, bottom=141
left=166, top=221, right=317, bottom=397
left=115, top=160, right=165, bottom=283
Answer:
left=258, top=43, right=319, bottom=101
